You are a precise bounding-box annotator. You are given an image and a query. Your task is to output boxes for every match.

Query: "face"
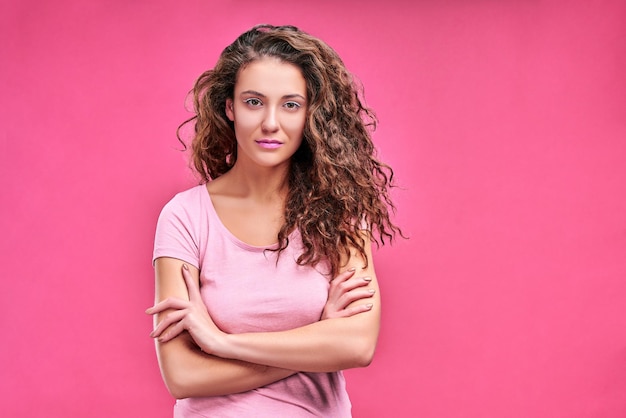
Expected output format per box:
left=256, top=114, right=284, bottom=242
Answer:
left=225, top=57, right=307, bottom=172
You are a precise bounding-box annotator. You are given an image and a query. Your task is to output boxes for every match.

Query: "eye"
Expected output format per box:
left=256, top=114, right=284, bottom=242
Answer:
left=284, top=101, right=301, bottom=110
left=244, top=98, right=262, bottom=107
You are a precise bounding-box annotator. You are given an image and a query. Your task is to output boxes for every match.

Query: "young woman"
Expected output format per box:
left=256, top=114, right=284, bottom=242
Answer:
left=146, top=24, right=401, bottom=417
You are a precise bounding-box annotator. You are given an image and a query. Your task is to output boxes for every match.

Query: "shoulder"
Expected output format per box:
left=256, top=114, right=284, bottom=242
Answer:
left=166, top=183, right=208, bottom=206
left=155, top=183, right=210, bottom=242
left=160, top=184, right=208, bottom=218
left=154, top=184, right=208, bottom=267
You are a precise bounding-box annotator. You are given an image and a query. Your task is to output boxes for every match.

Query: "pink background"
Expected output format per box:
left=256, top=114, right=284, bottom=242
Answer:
left=2, top=0, right=625, bottom=417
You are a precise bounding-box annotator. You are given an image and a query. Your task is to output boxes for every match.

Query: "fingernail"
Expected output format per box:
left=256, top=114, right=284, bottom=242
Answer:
left=363, top=276, right=372, bottom=282
left=348, top=267, right=356, bottom=272
left=183, top=264, right=189, bottom=271
left=368, top=289, right=376, bottom=294
left=366, top=303, right=373, bottom=309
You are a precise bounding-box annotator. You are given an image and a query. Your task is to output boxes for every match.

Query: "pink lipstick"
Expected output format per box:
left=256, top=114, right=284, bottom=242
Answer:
left=255, top=139, right=283, bottom=149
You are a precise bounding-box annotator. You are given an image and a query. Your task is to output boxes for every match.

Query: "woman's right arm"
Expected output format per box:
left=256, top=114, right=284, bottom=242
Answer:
left=153, top=257, right=294, bottom=398
left=152, top=256, right=374, bottom=398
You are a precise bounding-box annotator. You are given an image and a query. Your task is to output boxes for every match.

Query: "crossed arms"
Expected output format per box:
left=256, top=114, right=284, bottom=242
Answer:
left=146, top=235, right=380, bottom=399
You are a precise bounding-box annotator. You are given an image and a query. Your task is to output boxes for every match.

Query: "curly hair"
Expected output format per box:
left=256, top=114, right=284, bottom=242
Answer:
left=179, top=24, right=401, bottom=277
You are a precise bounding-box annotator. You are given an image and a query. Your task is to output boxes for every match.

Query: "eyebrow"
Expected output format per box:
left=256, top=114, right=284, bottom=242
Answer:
left=240, top=90, right=306, bottom=101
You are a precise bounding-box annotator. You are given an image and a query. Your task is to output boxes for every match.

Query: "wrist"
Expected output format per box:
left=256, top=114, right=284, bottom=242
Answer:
left=210, top=331, right=233, bottom=359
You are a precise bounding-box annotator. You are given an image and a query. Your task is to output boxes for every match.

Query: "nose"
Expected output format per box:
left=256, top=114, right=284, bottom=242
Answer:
left=261, top=108, right=279, bottom=133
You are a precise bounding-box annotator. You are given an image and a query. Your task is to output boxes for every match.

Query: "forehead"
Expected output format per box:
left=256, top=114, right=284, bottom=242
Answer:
left=235, top=58, right=307, bottom=97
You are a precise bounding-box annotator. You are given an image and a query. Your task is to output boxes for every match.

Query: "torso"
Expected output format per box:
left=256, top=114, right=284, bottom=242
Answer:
left=154, top=184, right=352, bottom=416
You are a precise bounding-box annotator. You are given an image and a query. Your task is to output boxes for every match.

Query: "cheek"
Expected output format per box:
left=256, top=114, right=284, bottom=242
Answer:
left=233, top=113, right=259, bottom=134
left=284, top=116, right=306, bottom=137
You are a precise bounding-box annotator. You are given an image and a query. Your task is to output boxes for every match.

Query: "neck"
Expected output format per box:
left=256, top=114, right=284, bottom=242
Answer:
left=226, top=160, right=291, bottom=202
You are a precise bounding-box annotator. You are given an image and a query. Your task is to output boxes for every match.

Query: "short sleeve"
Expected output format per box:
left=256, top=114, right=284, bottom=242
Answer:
left=153, top=193, right=201, bottom=269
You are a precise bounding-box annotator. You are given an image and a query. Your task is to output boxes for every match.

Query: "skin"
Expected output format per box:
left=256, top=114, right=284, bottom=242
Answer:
left=147, top=58, right=380, bottom=398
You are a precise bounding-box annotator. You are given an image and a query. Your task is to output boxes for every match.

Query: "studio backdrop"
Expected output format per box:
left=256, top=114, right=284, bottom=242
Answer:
left=1, top=0, right=625, bottom=417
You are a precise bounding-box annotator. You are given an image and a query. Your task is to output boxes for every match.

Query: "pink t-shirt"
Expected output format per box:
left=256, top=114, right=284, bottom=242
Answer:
left=153, top=185, right=352, bottom=417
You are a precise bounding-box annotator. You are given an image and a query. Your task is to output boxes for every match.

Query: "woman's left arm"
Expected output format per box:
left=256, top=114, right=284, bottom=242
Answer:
left=151, top=232, right=381, bottom=373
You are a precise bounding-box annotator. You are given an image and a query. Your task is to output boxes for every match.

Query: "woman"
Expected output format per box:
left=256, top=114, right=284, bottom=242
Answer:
left=146, top=24, right=401, bottom=417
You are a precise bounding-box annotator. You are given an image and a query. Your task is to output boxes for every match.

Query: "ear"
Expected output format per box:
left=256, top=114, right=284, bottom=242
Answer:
left=225, top=99, right=234, bottom=121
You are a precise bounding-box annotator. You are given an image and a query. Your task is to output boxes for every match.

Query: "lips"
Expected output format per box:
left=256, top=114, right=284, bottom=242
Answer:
left=255, top=139, right=283, bottom=149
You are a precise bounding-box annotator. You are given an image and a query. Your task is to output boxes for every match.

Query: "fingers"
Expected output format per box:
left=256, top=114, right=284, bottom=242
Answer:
left=328, top=275, right=372, bottom=306
left=145, top=296, right=191, bottom=340
left=323, top=268, right=375, bottom=320
left=150, top=309, right=187, bottom=338
left=157, top=320, right=186, bottom=343
left=338, top=287, right=376, bottom=308
left=323, top=299, right=374, bottom=319
left=146, top=265, right=209, bottom=345
left=145, top=297, right=189, bottom=315
left=340, top=276, right=373, bottom=293
left=336, top=303, right=374, bottom=318
left=330, top=267, right=356, bottom=285
left=322, top=275, right=376, bottom=320
left=330, top=268, right=371, bottom=294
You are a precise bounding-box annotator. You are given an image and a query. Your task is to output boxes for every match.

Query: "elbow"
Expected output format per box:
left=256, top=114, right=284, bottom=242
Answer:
left=158, top=349, right=198, bottom=399
left=351, top=336, right=377, bottom=368
left=163, top=372, right=193, bottom=399
left=157, top=337, right=202, bottom=399
left=338, top=320, right=379, bottom=369
left=355, top=344, right=376, bottom=368
left=166, top=385, right=185, bottom=400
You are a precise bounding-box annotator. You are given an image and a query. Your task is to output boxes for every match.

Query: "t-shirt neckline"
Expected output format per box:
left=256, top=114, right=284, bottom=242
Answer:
left=201, top=184, right=294, bottom=252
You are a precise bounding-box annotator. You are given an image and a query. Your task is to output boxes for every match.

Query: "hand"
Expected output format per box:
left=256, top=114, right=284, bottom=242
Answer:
left=321, top=268, right=375, bottom=320
left=146, top=264, right=225, bottom=354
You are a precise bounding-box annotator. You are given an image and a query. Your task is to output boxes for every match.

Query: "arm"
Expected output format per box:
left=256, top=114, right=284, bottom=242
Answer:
left=152, top=232, right=380, bottom=374
left=152, top=257, right=294, bottom=398
left=218, top=234, right=380, bottom=372
left=150, top=255, right=375, bottom=398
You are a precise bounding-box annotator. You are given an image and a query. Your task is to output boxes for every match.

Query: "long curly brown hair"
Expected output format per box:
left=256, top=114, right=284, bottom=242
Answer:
left=179, top=24, right=402, bottom=277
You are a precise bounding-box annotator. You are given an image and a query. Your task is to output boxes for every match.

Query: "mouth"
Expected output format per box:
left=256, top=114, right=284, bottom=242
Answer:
left=255, top=139, right=283, bottom=149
